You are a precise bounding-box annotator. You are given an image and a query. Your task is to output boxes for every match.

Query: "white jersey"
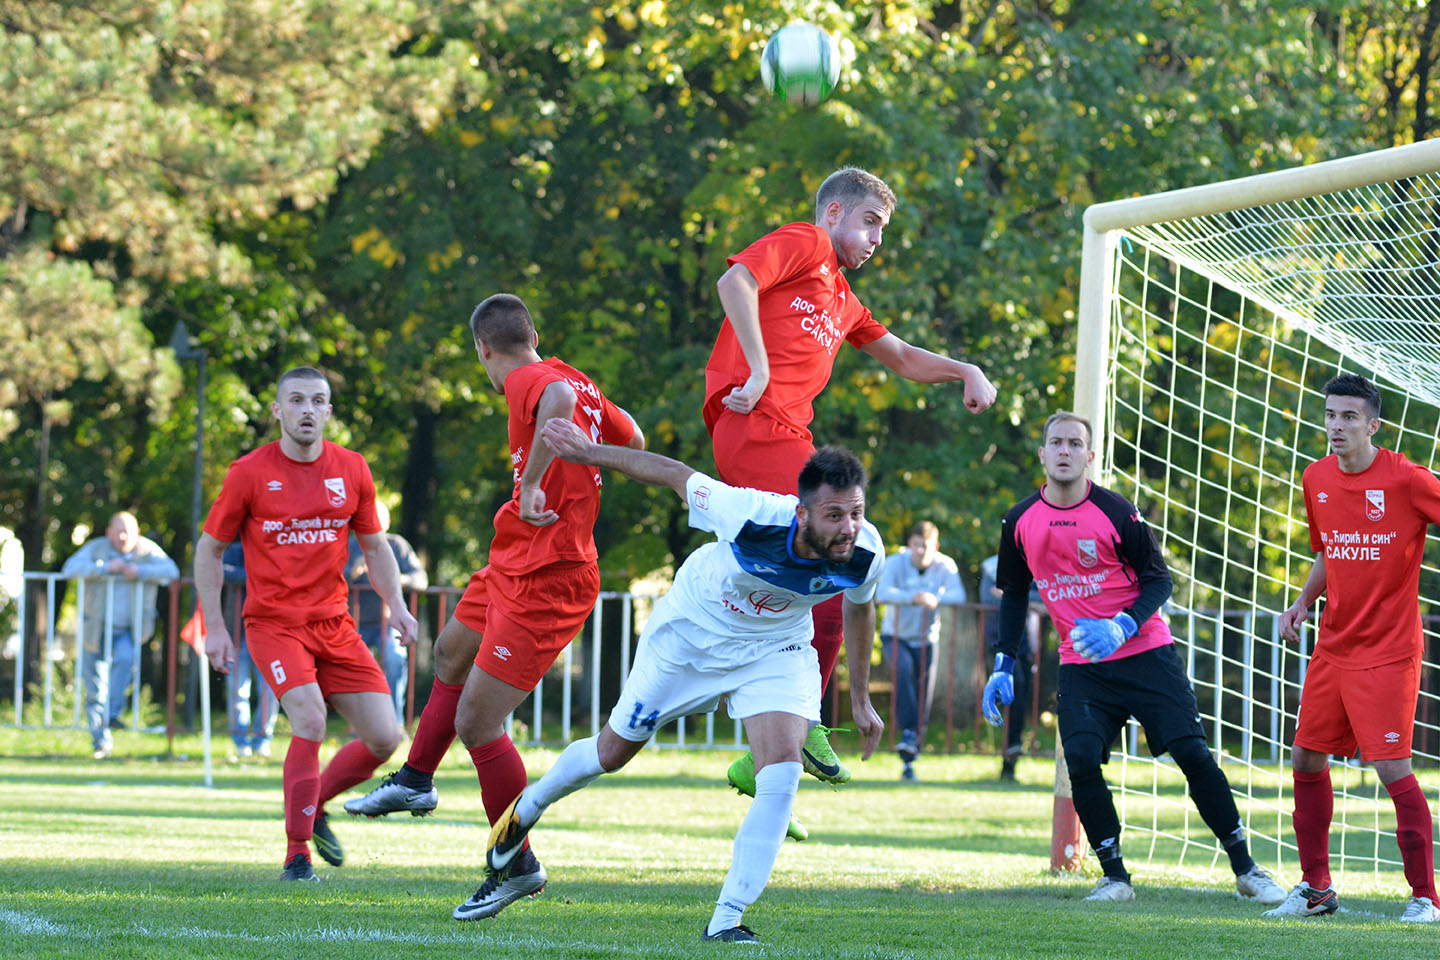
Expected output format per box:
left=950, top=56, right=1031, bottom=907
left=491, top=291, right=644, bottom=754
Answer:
left=647, top=473, right=885, bottom=644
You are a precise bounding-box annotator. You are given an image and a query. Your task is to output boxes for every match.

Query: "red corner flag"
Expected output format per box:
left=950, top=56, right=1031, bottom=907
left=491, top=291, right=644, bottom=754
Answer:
left=180, top=607, right=206, bottom=655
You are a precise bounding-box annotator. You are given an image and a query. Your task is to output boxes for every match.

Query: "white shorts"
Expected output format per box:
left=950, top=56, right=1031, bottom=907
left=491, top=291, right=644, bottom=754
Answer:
left=606, top=616, right=821, bottom=742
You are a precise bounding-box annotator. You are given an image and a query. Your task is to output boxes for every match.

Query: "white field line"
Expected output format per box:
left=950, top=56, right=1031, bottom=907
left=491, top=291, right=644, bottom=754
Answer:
left=0, top=908, right=914, bottom=959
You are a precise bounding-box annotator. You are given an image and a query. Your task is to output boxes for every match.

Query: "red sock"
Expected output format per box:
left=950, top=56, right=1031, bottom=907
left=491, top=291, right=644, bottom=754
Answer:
left=1386, top=774, right=1438, bottom=906
left=1292, top=768, right=1333, bottom=890
left=406, top=678, right=463, bottom=774
left=283, top=735, right=322, bottom=861
left=318, top=739, right=387, bottom=811
left=812, top=595, right=845, bottom=688
left=467, top=734, right=529, bottom=850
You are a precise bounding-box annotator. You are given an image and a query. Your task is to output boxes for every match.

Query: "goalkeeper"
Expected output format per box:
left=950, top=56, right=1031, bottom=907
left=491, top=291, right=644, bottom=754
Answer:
left=980, top=412, right=1285, bottom=905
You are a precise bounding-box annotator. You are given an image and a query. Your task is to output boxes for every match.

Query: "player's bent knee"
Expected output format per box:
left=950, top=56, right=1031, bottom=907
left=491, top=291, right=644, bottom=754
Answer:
left=432, top=620, right=482, bottom=685
left=597, top=727, right=643, bottom=772
left=1062, top=733, right=1106, bottom=780
left=1166, top=735, right=1214, bottom=774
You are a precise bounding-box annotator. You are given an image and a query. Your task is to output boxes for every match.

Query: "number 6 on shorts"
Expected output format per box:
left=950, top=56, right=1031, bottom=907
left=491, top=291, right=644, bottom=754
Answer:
left=270, top=658, right=287, bottom=686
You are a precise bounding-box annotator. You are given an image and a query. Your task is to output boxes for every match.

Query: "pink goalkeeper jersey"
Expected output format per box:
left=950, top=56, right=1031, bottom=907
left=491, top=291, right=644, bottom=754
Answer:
left=997, top=482, right=1174, bottom=665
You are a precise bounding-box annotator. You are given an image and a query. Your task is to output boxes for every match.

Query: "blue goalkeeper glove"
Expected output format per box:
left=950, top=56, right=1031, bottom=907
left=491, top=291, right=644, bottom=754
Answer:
left=981, top=653, right=1016, bottom=727
left=1069, top=612, right=1139, bottom=663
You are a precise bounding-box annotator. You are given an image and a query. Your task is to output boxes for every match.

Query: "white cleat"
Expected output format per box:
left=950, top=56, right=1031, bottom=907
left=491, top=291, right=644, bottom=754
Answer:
left=1235, top=865, right=1287, bottom=905
left=1400, top=896, right=1440, bottom=923
left=1084, top=877, right=1136, bottom=902
left=1261, top=883, right=1338, bottom=918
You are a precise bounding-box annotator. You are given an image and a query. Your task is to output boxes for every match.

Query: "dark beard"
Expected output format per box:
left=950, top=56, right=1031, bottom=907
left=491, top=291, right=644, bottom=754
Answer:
left=802, top=523, right=851, bottom=561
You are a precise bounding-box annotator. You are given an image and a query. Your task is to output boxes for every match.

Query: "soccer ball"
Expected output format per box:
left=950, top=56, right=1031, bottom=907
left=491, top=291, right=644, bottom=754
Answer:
left=760, top=23, right=841, bottom=107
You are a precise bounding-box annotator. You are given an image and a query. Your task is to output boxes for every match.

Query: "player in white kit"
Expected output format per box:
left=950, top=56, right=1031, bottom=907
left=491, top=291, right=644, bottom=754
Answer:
left=481, top=417, right=885, bottom=942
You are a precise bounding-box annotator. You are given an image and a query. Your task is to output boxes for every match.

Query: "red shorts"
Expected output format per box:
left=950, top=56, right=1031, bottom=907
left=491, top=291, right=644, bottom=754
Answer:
left=245, top=614, right=389, bottom=699
left=710, top=408, right=814, bottom=494
left=453, top=561, right=600, bottom=689
left=1294, top=655, right=1421, bottom=761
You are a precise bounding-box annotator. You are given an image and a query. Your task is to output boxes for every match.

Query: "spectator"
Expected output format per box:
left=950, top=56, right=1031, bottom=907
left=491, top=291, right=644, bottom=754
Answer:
left=876, top=521, right=966, bottom=780
left=221, top=542, right=278, bottom=758
left=62, top=511, right=179, bottom=759
left=980, top=553, right=1042, bottom=780
left=346, top=500, right=428, bottom=726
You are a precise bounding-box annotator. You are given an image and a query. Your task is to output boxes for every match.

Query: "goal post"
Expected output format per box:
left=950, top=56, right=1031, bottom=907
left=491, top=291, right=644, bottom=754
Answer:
left=1066, top=138, right=1440, bottom=884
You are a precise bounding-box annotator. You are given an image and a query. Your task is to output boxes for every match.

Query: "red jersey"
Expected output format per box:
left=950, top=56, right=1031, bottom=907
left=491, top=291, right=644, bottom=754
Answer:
left=1303, top=446, right=1440, bottom=667
left=204, top=440, right=380, bottom=625
left=703, top=222, right=889, bottom=437
left=998, top=483, right=1174, bottom=665
left=488, top=357, right=635, bottom=576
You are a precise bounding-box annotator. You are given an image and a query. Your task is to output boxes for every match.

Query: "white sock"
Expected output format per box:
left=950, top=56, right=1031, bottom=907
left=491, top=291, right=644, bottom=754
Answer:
left=707, top=760, right=802, bottom=936
left=517, top=735, right=605, bottom=823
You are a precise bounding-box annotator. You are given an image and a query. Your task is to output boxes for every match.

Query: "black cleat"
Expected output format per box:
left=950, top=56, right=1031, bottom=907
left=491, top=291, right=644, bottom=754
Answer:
left=311, top=811, right=344, bottom=867
left=280, top=854, right=319, bottom=882
left=701, top=922, right=760, bottom=942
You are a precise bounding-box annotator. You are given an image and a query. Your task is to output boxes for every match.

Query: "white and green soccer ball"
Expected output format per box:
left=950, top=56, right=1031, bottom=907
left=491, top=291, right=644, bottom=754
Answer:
left=760, top=23, right=841, bottom=107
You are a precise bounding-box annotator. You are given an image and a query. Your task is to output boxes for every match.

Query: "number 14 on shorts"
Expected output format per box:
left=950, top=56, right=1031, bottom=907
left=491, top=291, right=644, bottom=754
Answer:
left=627, top=703, right=659, bottom=733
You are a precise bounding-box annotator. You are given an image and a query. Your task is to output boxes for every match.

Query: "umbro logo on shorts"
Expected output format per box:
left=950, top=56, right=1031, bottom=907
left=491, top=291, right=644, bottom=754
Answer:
left=1386, top=730, right=1401, bottom=742
left=493, top=646, right=512, bottom=661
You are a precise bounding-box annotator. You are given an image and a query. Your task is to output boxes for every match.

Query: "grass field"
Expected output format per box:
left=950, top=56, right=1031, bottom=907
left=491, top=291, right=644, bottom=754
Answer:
left=2, top=726, right=1437, bottom=959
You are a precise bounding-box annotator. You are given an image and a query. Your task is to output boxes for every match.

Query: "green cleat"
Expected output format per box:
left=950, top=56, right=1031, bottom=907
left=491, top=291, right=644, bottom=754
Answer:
left=801, top=725, right=850, bottom=783
left=725, top=751, right=810, bottom=842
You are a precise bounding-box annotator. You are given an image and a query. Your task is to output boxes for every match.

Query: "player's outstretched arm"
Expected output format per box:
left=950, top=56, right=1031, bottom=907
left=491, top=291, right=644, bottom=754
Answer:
left=541, top=418, right=694, bottom=500
left=842, top=596, right=884, bottom=759
left=1280, top=551, right=1327, bottom=644
left=716, top=264, right=770, bottom=414
left=193, top=532, right=234, bottom=674
left=859, top=333, right=996, bottom=413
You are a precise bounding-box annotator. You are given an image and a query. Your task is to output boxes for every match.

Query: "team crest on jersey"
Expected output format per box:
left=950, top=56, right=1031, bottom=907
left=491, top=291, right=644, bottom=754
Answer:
left=809, top=576, right=832, bottom=592
left=1366, top=489, right=1385, bottom=521
left=693, top=485, right=710, bottom=510
left=1076, top=538, right=1099, bottom=569
left=324, top=477, right=347, bottom=507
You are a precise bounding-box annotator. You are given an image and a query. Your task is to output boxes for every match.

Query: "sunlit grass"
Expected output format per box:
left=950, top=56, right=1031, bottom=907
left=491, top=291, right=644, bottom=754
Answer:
left=1, top=728, right=1435, bottom=959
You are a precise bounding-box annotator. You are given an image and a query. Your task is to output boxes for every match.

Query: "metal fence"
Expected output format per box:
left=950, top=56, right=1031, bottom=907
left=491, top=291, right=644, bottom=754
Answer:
left=4, top=571, right=1047, bottom=755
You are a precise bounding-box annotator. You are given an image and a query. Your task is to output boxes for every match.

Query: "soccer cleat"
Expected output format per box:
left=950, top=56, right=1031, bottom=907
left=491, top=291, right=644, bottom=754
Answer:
left=801, top=725, right=850, bottom=783
left=486, top=792, right=538, bottom=874
left=1235, top=865, right=1287, bottom=905
left=1400, top=896, right=1440, bottom=922
left=280, top=854, right=319, bottom=882
left=343, top=771, right=438, bottom=818
left=900, top=762, right=917, bottom=782
left=253, top=739, right=273, bottom=758
left=1084, top=877, right=1136, bottom=902
left=701, top=922, right=760, bottom=942
left=725, top=753, right=808, bottom=842
left=1261, top=883, right=1338, bottom=918
left=453, top=848, right=547, bottom=921
left=311, top=811, right=343, bottom=867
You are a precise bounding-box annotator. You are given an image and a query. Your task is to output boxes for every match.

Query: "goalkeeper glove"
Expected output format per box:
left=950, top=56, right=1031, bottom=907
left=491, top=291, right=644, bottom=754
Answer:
left=1069, top=612, right=1139, bottom=663
left=981, top=653, right=1016, bottom=727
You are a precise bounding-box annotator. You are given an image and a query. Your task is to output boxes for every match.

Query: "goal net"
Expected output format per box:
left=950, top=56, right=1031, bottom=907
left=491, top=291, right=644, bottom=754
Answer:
left=1072, top=139, right=1440, bottom=888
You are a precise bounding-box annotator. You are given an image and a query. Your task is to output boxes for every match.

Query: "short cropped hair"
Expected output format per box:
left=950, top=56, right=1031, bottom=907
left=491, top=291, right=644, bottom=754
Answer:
left=1043, top=411, right=1093, bottom=449
left=1323, top=373, right=1382, bottom=419
left=797, top=445, right=868, bottom=504
left=907, top=521, right=938, bottom=543
left=815, top=167, right=897, bottom=221
left=469, top=293, right=536, bottom=353
left=277, top=366, right=330, bottom=394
